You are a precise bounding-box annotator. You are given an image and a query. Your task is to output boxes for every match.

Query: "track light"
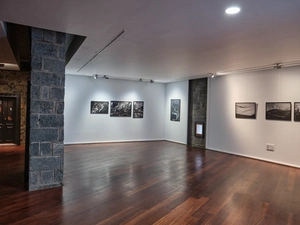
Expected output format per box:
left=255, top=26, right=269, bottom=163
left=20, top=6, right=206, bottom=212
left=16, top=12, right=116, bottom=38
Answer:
left=150, top=80, right=154, bottom=83
left=0, top=63, right=5, bottom=68
left=273, top=63, right=282, bottom=69
left=103, top=75, right=109, bottom=79
left=94, top=74, right=98, bottom=79
left=139, top=79, right=143, bottom=82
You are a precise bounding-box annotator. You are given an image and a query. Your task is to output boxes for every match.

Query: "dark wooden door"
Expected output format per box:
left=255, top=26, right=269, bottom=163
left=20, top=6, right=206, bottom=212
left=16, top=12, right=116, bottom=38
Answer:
left=0, top=97, right=16, bottom=143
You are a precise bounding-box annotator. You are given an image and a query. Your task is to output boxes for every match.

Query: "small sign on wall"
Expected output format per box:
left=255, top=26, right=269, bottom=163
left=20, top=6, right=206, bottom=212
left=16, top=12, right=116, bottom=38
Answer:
left=195, top=122, right=204, bottom=138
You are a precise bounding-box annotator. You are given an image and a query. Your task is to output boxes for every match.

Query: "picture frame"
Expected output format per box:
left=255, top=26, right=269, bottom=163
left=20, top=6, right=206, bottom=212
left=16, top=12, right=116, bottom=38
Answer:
left=110, top=101, right=132, bottom=117
left=170, top=99, right=181, bottom=122
left=294, top=102, right=300, bottom=122
left=235, top=102, right=256, bottom=119
left=266, top=102, right=291, bottom=121
left=90, top=101, right=109, bottom=114
left=133, top=101, right=144, bottom=118
left=195, top=122, right=204, bottom=138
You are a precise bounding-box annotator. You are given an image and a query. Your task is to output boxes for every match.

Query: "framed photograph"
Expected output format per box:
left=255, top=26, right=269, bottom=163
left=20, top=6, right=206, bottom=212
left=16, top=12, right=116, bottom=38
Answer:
left=266, top=102, right=291, bottom=121
left=90, top=101, right=109, bottom=114
left=295, top=102, right=300, bottom=122
left=195, top=122, right=204, bottom=138
left=110, top=101, right=132, bottom=117
left=235, top=102, right=256, bottom=119
left=133, top=101, right=144, bottom=118
left=170, top=99, right=181, bottom=122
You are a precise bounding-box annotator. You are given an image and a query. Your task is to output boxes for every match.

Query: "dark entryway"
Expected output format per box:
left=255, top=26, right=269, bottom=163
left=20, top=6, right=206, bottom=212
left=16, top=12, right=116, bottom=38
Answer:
left=0, top=94, right=20, bottom=145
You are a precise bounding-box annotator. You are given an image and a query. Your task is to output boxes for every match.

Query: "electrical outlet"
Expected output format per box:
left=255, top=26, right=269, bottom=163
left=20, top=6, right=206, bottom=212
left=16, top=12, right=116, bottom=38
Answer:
left=266, top=143, right=275, bottom=151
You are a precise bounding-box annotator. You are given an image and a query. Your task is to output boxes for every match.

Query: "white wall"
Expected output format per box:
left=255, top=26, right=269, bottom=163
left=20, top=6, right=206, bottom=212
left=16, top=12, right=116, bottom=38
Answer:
left=207, top=66, right=300, bottom=167
left=164, top=81, right=189, bottom=144
left=65, top=75, right=166, bottom=144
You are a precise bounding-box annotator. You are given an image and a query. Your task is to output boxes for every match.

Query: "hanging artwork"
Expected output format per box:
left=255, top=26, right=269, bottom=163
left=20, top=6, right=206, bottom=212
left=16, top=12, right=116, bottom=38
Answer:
left=266, top=102, right=291, bottom=121
left=170, top=99, right=181, bottom=122
left=90, top=101, right=109, bottom=114
left=294, top=102, right=300, bottom=122
left=110, top=101, right=132, bottom=117
left=235, top=102, right=256, bottom=119
left=133, top=101, right=144, bottom=118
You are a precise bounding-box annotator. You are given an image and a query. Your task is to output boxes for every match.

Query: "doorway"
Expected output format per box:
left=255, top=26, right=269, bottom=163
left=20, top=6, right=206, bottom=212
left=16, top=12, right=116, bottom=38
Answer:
left=0, top=94, right=20, bottom=145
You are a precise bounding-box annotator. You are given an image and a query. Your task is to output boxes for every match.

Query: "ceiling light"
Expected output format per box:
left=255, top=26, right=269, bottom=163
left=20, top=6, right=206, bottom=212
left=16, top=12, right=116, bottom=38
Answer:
left=139, top=79, right=143, bottom=82
left=93, top=74, right=98, bottom=79
left=150, top=80, right=154, bottom=83
left=273, top=63, right=282, bottom=69
left=211, top=74, right=215, bottom=78
left=225, top=7, right=240, bottom=15
left=103, top=75, right=109, bottom=79
left=0, top=63, right=5, bottom=67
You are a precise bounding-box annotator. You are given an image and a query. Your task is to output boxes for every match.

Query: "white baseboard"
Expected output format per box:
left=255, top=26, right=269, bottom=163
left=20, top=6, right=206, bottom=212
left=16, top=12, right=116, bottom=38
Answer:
left=207, top=147, right=300, bottom=169
left=164, top=139, right=187, bottom=145
left=64, top=139, right=165, bottom=145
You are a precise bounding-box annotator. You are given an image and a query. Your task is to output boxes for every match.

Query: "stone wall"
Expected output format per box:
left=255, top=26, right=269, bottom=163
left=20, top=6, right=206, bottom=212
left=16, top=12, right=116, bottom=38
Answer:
left=187, top=78, right=207, bottom=148
left=27, top=27, right=65, bottom=191
left=0, top=70, right=30, bottom=145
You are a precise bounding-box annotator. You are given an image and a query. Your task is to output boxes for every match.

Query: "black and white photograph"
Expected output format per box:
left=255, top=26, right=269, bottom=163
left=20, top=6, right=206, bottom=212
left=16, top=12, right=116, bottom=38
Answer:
left=295, top=102, right=300, bottom=122
left=235, top=102, right=256, bottom=119
left=110, top=101, right=132, bottom=117
left=90, top=101, right=109, bottom=114
left=170, top=99, right=181, bottom=121
left=266, top=102, right=291, bottom=121
left=133, top=101, right=144, bottom=118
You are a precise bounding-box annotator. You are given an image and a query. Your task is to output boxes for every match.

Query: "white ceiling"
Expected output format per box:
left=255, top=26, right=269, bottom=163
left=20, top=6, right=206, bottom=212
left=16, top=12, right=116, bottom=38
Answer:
left=0, top=0, right=300, bottom=82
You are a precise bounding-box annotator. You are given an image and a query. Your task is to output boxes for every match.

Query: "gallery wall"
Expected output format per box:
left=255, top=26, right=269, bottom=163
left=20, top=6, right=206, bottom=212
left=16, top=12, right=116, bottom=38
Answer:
left=64, top=75, right=166, bottom=144
left=164, top=81, right=189, bottom=144
left=207, top=66, right=300, bottom=168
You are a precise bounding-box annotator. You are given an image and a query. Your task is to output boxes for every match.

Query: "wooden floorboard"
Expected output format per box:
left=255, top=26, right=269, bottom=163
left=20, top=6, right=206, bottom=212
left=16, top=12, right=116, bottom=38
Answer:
left=0, top=141, right=300, bottom=224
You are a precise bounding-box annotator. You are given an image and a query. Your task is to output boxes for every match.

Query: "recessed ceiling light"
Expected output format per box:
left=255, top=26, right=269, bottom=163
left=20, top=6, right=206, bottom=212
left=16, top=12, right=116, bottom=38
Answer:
left=225, top=7, right=241, bottom=15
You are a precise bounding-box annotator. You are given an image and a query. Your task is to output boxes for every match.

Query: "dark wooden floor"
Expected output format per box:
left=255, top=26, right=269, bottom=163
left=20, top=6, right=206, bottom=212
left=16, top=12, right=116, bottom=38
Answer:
left=0, top=141, right=300, bottom=225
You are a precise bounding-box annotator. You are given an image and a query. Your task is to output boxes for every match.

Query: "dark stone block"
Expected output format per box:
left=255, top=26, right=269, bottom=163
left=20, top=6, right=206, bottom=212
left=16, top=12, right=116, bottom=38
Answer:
left=50, top=88, right=64, bottom=101
left=41, top=86, right=49, bottom=100
left=31, top=28, right=43, bottom=41
left=56, top=32, right=66, bottom=45
left=39, top=115, right=63, bottom=128
left=43, top=30, right=54, bottom=43
left=30, top=114, right=39, bottom=128
left=41, top=142, right=52, bottom=156
left=31, top=100, right=54, bottom=114
left=30, top=85, right=40, bottom=99
left=29, top=142, right=40, bottom=156
left=59, top=128, right=64, bottom=142
left=53, top=142, right=64, bottom=156
left=31, top=71, right=61, bottom=87
left=55, top=169, right=64, bottom=182
left=44, top=58, right=65, bottom=73
left=59, top=46, right=65, bottom=59
left=32, top=42, right=58, bottom=58
left=29, top=182, right=62, bottom=191
left=29, top=172, right=39, bottom=185
left=30, top=128, right=58, bottom=142
left=32, top=55, right=43, bottom=71
left=56, top=102, right=64, bottom=114
left=41, top=170, right=54, bottom=184
left=29, top=156, right=60, bottom=170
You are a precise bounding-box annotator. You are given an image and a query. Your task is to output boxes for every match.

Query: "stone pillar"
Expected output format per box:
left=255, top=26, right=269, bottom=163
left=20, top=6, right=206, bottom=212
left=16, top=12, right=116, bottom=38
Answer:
left=187, top=78, right=207, bottom=148
left=27, top=28, right=65, bottom=191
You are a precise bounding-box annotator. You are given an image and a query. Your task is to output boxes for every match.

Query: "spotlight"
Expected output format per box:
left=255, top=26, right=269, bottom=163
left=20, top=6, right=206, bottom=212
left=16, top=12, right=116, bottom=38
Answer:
left=103, top=75, right=109, bottom=79
left=0, top=63, right=5, bottom=68
left=150, top=80, right=154, bottom=83
left=94, top=74, right=98, bottom=79
left=211, top=74, right=215, bottom=78
left=139, top=79, right=143, bottom=82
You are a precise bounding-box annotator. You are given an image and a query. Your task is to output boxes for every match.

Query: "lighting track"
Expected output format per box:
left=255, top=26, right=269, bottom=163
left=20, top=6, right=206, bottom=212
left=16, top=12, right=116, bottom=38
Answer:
left=77, top=29, right=126, bottom=73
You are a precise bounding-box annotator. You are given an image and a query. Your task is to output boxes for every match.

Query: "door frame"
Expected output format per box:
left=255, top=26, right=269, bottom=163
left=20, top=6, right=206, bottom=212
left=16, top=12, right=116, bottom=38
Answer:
left=0, top=93, right=21, bottom=145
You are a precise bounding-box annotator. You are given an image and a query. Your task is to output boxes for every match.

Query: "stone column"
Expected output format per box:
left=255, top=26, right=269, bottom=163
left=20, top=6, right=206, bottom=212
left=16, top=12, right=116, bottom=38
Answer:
left=27, top=28, right=65, bottom=191
left=187, top=78, right=207, bottom=148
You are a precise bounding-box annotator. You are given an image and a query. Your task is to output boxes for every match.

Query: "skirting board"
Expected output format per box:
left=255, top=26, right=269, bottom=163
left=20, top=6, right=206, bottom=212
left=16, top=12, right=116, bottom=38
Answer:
left=164, top=139, right=187, bottom=145
left=207, top=147, right=300, bottom=169
left=64, top=139, right=165, bottom=145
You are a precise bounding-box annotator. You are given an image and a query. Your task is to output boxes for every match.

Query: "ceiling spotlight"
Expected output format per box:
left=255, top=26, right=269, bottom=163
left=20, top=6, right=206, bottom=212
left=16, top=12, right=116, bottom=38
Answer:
left=93, top=74, right=98, bottom=79
left=273, top=63, right=282, bottom=69
left=150, top=80, right=154, bottom=83
left=139, top=79, right=143, bottom=82
left=211, top=74, right=215, bottom=78
left=103, top=75, right=109, bottom=79
left=0, top=63, right=5, bottom=68
left=225, top=7, right=240, bottom=15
